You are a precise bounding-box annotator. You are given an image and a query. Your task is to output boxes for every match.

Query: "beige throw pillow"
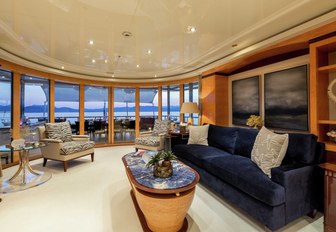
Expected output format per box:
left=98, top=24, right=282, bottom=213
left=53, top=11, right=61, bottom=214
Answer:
left=188, top=124, right=209, bottom=146
left=251, top=126, right=289, bottom=177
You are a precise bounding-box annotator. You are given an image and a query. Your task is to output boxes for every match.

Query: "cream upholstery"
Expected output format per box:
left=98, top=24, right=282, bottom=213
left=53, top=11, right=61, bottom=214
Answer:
left=134, top=120, right=170, bottom=151
left=38, top=125, right=95, bottom=172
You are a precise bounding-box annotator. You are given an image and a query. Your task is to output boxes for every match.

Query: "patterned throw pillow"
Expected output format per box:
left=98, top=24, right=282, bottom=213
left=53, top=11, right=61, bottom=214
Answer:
left=152, top=120, right=170, bottom=135
left=251, top=126, right=288, bottom=177
left=187, top=124, right=209, bottom=146
left=45, top=122, right=73, bottom=142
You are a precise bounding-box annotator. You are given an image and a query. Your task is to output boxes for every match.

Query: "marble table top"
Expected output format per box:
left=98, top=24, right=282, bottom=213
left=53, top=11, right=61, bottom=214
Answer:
left=124, top=152, right=196, bottom=190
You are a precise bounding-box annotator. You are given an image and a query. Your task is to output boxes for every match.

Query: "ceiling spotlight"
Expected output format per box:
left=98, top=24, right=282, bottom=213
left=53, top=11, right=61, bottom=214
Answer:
left=147, top=50, right=152, bottom=54
left=92, top=59, right=96, bottom=63
left=154, top=74, right=157, bottom=78
left=89, top=40, right=94, bottom=45
left=136, top=64, right=140, bottom=68
left=105, top=59, right=108, bottom=63
left=112, top=74, right=114, bottom=78
left=122, top=31, right=132, bottom=37
left=187, top=26, right=197, bottom=34
left=61, top=66, right=65, bottom=69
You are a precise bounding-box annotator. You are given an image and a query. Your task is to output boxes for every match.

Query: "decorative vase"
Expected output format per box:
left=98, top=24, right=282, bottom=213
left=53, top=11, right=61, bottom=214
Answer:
left=153, top=161, right=173, bottom=178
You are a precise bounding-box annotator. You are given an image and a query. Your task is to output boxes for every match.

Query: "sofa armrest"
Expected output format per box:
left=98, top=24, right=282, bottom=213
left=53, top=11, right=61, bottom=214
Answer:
left=271, top=164, right=323, bottom=222
left=40, top=138, right=62, bottom=143
left=72, top=135, right=89, bottom=141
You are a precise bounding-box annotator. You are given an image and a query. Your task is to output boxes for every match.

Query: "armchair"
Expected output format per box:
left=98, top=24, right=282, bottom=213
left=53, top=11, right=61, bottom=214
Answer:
left=134, top=119, right=170, bottom=151
left=37, top=122, right=95, bottom=172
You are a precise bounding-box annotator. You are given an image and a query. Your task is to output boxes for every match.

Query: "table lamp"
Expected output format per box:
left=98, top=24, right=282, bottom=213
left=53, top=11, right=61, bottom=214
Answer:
left=180, top=102, right=199, bottom=125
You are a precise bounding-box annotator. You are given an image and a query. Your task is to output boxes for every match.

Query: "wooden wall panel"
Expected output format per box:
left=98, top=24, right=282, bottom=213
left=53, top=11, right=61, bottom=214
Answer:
left=49, top=80, right=55, bottom=123
left=12, top=71, right=21, bottom=162
left=79, top=84, right=84, bottom=135
left=201, top=75, right=229, bottom=126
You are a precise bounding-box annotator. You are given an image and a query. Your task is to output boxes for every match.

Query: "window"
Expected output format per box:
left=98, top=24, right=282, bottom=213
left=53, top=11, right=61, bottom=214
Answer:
left=183, top=82, right=199, bottom=124
left=0, top=70, right=12, bottom=165
left=84, top=86, right=108, bottom=144
left=21, top=75, right=49, bottom=126
left=139, top=88, right=158, bottom=132
left=54, top=82, right=79, bottom=134
left=162, top=85, right=180, bottom=123
left=114, top=88, right=135, bottom=143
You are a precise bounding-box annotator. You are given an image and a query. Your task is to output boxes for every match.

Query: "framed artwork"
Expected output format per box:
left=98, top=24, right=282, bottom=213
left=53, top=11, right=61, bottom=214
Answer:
left=232, top=76, right=260, bottom=126
left=264, top=65, right=308, bottom=131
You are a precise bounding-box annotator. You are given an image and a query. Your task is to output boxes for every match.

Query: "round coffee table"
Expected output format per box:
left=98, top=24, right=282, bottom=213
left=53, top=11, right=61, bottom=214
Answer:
left=122, top=152, right=200, bottom=232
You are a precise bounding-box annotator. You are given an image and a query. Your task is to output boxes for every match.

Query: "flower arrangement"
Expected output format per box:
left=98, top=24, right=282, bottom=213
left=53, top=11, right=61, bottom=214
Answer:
left=327, top=130, right=336, bottom=142
left=246, top=115, right=263, bottom=129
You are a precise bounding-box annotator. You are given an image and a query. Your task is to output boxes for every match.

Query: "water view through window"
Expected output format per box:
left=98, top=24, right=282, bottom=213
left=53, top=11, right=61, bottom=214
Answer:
left=140, top=88, right=158, bottom=132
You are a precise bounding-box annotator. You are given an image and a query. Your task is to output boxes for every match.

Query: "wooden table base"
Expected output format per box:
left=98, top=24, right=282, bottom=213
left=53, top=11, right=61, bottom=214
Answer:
left=130, top=189, right=190, bottom=232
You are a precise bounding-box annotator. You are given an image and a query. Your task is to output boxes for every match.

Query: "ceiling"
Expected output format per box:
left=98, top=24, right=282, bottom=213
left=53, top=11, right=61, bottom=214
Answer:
left=0, top=0, right=336, bottom=82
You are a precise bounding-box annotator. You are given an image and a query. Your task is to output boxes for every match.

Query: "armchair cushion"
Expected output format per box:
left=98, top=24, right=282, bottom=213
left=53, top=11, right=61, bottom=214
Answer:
left=152, top=120, right=170, bottom=136
left=45, top=122, right=73, bottom=142
left=60, top=141, right=95, bottom=155
left=135, top=136, right=161, bottom=147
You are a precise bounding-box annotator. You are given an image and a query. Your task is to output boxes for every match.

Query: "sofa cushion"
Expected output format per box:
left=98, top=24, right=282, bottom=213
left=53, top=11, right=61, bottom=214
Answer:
left=188, top=124, right=209, bottom=146
left=135, top=136, right=160, bottom=147
left=204, top=155, right=285, bottom=206
left=45, top=122, right=73, bottom=142
left=207, top=124, right=239, bottom=154
left=173, top=144, right=232, bottom=169
left=282, top=133, right=318, bottom=165
left=60, top=141, right=95, bottom=155
left=234, top=128, right=258, bottom=158
left=251, top=127, right=289, bottom=177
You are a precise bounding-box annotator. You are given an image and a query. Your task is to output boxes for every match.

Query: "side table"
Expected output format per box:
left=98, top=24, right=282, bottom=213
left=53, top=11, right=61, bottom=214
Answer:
left=0, top=142, right=52, bottom=193
left=170, top=131, right=189, bottom=149
left=319, top=162, right=336, bottom=232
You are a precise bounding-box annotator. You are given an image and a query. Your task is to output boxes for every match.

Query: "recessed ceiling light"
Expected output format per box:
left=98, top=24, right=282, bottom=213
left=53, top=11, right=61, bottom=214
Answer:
left=122, top=31, right=132, bottom=37
left=136, top=64, right=140, bottom=68
left=147, top=50, right=152, bottom=54
left=112, top=74, right=114, bottom=78
left=105, top=59, right=108, bottom=63
left=154, top=74, right=157, bottom=78
left=61, top=66, right=65, bottom=69
left=92, top=59, right=96, bottom=63
left=89, top=40, right=94, bottom=45
left=187, top=26, right=197, bottom=33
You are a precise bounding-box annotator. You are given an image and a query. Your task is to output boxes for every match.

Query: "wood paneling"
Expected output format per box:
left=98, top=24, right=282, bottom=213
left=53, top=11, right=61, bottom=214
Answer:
left=201, top=75, right=229, bottom=126
left=49, top=80, right=55, bottom=123
left=109, top=87, right=113, bottom=144
left=79, top=84, right=84, bottom=135
left=158, top=86, right=162, bottom=119
left=135, top=88, right=140, bottom=138
left=12, top=71, right=21, bottom=162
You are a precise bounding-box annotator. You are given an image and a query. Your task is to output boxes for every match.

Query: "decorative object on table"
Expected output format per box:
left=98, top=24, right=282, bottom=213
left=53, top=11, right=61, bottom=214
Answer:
left=180, top=102, right=199, bottom=125
left=179, top=123, right=187, bottom=133
left=328, top=78, right=336, bottom=103
left=246, top=115, right=263, bottom=129
left=327, top=130, right=336, bottom=142
left=264, top=65, right=308, bottom=131
left=10, top=138, right=25, bottom=149
left=232, top=76, right=260, bottom=126
left=146, top=151, right=177, bottom=178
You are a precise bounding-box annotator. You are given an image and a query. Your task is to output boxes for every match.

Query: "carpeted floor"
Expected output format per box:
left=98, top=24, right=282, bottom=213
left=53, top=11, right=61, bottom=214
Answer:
left=0, top=146, right=323, bottom=232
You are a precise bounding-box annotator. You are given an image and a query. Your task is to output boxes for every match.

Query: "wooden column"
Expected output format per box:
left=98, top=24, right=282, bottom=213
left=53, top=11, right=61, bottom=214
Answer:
left=12, top=71, right=21, bottom=162
left=158, top=86, right=162, bottom=120
left=49, top=79, right=55, bottom=123
left=135, top=87, right=140, bottom=138
left=179, top=84, right=184, bottom=123
left=79, top=84, right=85, bottom=135
left=201, top=74, right=229, bottom=126
left=109, top=87, right=114, bottom=144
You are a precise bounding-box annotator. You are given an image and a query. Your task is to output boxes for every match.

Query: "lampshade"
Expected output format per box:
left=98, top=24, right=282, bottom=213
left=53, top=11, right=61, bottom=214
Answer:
left=180, top=102, right=199, bottom=114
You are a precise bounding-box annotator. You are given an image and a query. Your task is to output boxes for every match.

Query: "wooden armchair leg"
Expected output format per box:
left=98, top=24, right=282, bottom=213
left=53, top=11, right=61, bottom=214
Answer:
left=43, top=158, right=48, bottom=167
left=91, top=153, right=94, bottom=162
left=63, top=161, right=68, bottom=172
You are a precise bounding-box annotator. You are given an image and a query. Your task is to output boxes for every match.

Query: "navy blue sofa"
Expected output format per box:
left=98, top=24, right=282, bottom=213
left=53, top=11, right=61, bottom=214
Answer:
left=172, top=124, right=324, bottom=231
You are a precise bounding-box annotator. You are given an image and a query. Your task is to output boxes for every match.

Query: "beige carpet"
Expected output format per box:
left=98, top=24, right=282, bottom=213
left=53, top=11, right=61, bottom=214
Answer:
left=0, top=146, right=323, bottom=232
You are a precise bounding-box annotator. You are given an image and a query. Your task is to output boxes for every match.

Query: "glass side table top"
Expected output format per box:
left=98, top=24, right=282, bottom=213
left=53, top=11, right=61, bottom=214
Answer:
left=0, top=142, right=52, bottom=194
